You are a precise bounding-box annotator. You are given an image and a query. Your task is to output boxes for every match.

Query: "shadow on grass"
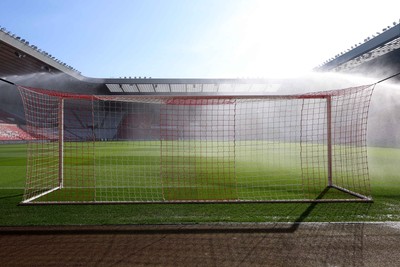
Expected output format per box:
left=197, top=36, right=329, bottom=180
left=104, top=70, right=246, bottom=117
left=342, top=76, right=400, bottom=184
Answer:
left=0, top=187, right=373, bottom=235
left=0, top=192, right=23, bottom=200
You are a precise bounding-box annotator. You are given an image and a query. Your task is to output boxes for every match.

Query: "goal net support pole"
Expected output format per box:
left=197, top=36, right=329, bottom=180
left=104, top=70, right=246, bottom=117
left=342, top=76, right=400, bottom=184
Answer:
left=58, top=98, right=64, bottom=189
left=327, top=95, right=333, bottom=188
left=17, top=84, right=375, bottom=204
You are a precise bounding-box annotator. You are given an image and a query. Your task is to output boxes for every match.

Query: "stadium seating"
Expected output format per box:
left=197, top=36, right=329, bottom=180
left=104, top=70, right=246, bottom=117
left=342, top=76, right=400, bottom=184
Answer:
left=0, top=110, right=35, bottom=141
left=0, top=123, right=35, bottom=140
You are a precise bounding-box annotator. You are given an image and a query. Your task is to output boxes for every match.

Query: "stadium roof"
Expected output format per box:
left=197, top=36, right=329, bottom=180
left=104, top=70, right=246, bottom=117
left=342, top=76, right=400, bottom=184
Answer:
left=315, top=22, right=400, bottom=74
left=0, top=28, right=82, bottom=80
left=102, top=78, right=283, bottom=94
left=1, top=22, right=400, bottom=94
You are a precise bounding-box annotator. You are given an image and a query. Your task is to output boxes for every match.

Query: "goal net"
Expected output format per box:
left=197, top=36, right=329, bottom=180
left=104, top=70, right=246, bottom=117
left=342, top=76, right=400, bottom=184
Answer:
left=18, top=84, right=375, bottom=204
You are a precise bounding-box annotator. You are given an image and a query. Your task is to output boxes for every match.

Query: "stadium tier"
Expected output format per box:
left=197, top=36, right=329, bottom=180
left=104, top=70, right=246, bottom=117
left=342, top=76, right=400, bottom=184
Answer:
left=0, top=123, right=35, bottom=141
left=0, top=110, right=34, bottom=141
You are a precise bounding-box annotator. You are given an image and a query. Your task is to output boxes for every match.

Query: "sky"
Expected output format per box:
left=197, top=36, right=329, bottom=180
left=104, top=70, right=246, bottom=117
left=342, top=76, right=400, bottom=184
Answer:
left=1, top=0, right=400, bottom=79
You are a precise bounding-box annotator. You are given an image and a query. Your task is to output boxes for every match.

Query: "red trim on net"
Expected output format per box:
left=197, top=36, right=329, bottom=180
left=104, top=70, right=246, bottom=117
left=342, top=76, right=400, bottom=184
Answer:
left=18, top=84, right=374, bottom=102
left=18, top=86, right=94, bottom=100
left=165, top=97, right=235, bottom=105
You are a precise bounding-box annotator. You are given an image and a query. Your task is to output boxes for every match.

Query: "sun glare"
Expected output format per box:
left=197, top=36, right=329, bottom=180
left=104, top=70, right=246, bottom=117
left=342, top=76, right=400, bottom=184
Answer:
left=214, top=1, right=321, bottom=78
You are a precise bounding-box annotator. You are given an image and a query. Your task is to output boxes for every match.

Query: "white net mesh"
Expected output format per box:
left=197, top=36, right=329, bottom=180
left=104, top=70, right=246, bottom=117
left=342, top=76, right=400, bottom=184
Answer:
left=18, top=85, right=374, bottom=203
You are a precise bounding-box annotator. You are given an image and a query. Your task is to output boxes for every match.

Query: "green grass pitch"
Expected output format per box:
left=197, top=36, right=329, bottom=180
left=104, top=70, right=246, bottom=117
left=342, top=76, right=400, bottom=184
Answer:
left=24, top=141, right=358, bottom=203
left=0, top=143, right=399, bottom=226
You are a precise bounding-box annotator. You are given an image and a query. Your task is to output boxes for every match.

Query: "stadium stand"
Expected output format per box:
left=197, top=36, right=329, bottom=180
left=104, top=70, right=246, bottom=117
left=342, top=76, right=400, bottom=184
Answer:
left=0, top=109, right=35, bottom=141
left=0, top=123, right=35, bottom=140
left=116, top=113, right=159, bottom=140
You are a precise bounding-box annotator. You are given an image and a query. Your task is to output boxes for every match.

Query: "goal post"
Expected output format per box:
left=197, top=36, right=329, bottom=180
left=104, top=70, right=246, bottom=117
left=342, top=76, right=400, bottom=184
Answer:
left=17, top=84, right=375, bottom=204
left=58, top=98, right=64, bottom=189
left=326, top=95, right=333, bottom=188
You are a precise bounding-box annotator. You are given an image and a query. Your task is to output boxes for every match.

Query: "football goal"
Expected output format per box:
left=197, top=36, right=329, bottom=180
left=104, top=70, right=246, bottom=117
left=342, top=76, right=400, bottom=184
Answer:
left=18, top=84, right=375, bottom=204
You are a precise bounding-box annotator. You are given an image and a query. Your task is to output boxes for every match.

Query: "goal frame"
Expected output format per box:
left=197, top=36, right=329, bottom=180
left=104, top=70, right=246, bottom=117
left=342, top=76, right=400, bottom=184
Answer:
left=18, top=85, right=374, bottom=204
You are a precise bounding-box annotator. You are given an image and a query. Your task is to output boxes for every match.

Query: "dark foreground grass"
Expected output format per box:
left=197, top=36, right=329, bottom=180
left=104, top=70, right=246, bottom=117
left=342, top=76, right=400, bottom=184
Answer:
left=0, top=144, right=399, bottom=226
